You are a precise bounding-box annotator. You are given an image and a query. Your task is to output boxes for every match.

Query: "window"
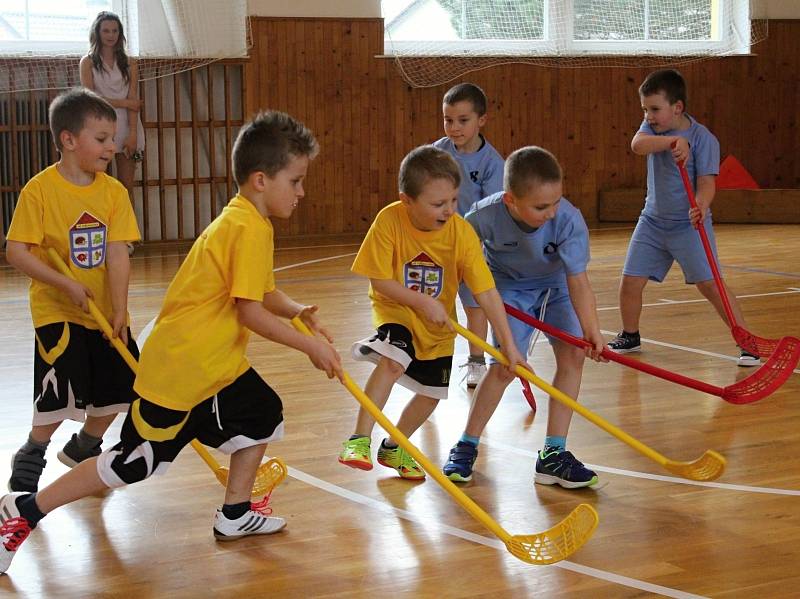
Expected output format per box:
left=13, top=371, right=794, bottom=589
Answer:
left=0, top=0, right=118, bottom=55
left=383, top=0, right=752, bottom=57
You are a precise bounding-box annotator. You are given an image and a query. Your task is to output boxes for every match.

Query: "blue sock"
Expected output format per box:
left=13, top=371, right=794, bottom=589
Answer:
left=543, top=436, right=566, bottom=453
left=459, top=433, right=480, bottom=447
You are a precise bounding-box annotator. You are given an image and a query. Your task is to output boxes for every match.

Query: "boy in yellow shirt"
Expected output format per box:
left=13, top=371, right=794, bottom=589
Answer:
left=0, top=110, right=343, bottom=574
left=5, top=88, right=141, bottom=493
left=338, top=145, right=528, bottom=479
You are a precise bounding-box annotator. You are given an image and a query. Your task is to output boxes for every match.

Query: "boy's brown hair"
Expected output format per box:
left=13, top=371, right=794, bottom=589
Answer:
left=232, top=110, right=319, bottom=185
left=49, top=88, right=116, bottom=151
left=442, top=82, right=488, bottom=116
left=399, top=145, right=461, bottom=199
left=504, top=146, right=562, bottom=198
left=639, top=68, right=687, bottom=107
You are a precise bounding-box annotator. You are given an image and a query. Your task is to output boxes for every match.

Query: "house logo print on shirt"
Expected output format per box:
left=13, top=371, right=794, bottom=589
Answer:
left=469, top=170, right=480, bottom=183
left=404, top=252, right=443, bottom=299
left=70, top=212, right=106, bottom=269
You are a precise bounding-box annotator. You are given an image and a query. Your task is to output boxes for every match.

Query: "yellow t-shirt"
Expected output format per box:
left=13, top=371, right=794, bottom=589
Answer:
left=352, top=201, right=495, bottom=360
left=134, top=194, right=275, bottom=411
left=6, top=165, right=141, bottom=329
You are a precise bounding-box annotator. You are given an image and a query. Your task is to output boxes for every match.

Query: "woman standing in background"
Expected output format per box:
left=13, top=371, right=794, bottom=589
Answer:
left=80, top=10, right=144, bottom=249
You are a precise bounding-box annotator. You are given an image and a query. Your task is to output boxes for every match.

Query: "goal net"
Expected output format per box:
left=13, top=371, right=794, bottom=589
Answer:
left=382, top=0, right=767, bottom=87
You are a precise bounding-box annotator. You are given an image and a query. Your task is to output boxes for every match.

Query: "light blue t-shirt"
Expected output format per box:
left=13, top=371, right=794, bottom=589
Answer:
left=465, top=192, right=590, bottom=290
left=638, top=114, right=720, bottom=221
left=433, top=135, right=504, bottom=216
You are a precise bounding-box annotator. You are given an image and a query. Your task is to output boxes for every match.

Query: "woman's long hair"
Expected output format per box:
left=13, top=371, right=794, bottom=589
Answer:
left=88, top=11, right=130, bottom=83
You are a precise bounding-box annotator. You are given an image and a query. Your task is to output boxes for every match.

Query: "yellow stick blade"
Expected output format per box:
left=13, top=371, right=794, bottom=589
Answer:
left=252, top=457, right=289, bottom=496
left=506, top=503, right=599, bottom=565
left=215, top=458, right=288, bottom=498
left=664, top=450, right=726, bottom=481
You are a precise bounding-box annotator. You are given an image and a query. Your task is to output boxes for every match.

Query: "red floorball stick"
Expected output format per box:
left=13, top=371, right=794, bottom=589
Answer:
left=504, top=303, right=800, bottom=405
left=520, top=378, right=537, bottom=412
left=676, top=159, right=791, bottom=357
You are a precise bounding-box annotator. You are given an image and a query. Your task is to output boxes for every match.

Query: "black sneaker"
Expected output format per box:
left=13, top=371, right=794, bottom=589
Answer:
left=57, top=434, right=101, bottom=468
left=607, top=331, right=641, bottom=354
left=737, top=348, right=761, bottom=367
left=535, top=449, right=598, bottom=489
left=8, top=449, right=47, bottom=493
left=442, top=441, right=478, bottom=482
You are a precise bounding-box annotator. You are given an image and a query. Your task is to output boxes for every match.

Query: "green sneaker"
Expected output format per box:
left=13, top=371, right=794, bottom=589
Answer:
left=339, top=437, right=373, bottom=470
left=376, top=441, right=425, bottom=480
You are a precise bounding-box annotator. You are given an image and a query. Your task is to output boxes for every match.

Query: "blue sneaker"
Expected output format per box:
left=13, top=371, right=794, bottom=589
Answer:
left=535, top=450, right=598, bottom=489
left=442, top=441, right=478, bottom=482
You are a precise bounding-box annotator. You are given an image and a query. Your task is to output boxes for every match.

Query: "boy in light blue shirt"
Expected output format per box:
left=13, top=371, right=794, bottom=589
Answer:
left=432, top=83, right=504, bottom=387
left=442, top=146, right=605, bottom=488
left=608, top=69, right=758, bottom=367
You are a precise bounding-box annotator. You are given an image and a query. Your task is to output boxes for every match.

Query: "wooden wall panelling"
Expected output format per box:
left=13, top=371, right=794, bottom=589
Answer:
left=156, top=77, right=166, bottom=240
left=4, top=21, right=798, bottom=246
left=206, top=66, right=216, bottom=224
left=190, top=69, right=201, bottom=236
left=174, top=69, right=184, bottom=239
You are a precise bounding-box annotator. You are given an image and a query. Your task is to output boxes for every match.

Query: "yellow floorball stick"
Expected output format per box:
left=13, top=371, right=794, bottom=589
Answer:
left=47, top=248, right=286, bottom=498
left=452, top=320, right=726, bottom=481
left=291, top=316, right=598, bottom=565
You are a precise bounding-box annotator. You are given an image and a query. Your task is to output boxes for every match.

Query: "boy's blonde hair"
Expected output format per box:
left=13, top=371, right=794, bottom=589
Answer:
left=399, top=145, right=461, bottom=199
left=232, top=111, right=319, bottom=185
left=504, top=146, right=562, bottom=198
left=48, top=88, right=116, bottom=151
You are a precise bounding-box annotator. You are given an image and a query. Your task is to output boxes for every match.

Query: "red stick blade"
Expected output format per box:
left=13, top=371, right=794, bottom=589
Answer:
left=732, top=325, right=781, bottom=357
left=723, top=336, right=800, bottom=404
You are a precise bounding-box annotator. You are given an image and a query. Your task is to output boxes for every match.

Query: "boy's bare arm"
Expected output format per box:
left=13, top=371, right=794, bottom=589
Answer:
left=236, top=298, right=343, bottom=380
left=565, top=272, right=606, bottom=361
left=262, top=288, right=334, bottom=342
left=5, top=240, right=93, bottom=312
left=473, top=287, right=530, bottom=372
left=105, top=241, right=132, bottom=343
left=262, top=288, right=309, bottom=319
left=370, top=278, right=451, bottom=329
left=689, top=175, right=716, bottom=226
left=631, top=131, right=690, bottom=162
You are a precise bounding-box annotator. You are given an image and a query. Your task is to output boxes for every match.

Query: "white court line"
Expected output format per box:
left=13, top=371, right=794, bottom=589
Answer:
left=597, top=287, right=800, bottom=312
left=287, top=465, right=707, bottom=599
left=597, top=286, right=800, bottom=374
left=274, top=252, right=356, bottom=272
left=598, top=329, right=800, bottom=375
left=482, top=439, right=800, bottom=497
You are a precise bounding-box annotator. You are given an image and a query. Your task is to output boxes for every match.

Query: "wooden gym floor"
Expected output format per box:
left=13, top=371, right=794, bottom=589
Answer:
left=1, top=224, right=799, bottom=598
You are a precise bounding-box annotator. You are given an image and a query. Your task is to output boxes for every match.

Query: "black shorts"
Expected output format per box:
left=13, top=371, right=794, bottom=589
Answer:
left=32, top=322, right=139, bottom=425
left=351, top=323, right=452, bottom=399
left=96, top=368, right=284, bottom=487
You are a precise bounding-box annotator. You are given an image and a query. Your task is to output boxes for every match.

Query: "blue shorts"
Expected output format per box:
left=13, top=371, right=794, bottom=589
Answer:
left=489, top=287, right=582, bottom=365
left=457, top=281, right=480, bottom=309
left=622, top=215, right=719, bottom=284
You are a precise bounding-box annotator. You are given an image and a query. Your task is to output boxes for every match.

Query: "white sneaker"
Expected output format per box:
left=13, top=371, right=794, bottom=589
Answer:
left=460, top=361, right=487, bottom=389
left=213, top=505, right=286, bottom=541
left=1, top=492, right=33, bottom=574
